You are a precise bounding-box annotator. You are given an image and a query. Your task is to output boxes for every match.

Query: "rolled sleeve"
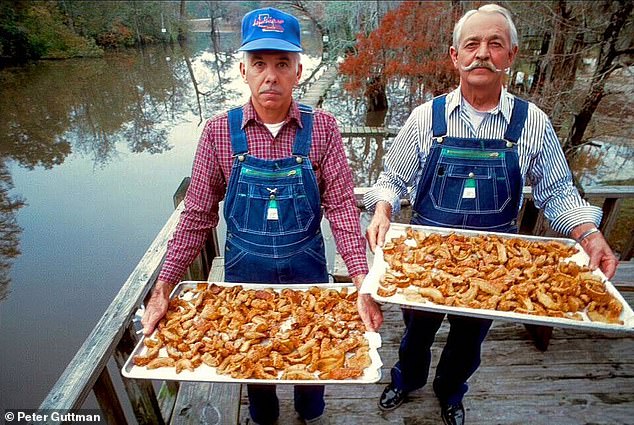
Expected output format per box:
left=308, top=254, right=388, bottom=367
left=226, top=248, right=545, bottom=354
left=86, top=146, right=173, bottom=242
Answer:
left=319, top=113, right=369, bottom=278
left=363, top=186, right=402, bottom=215
left=158, top=120, right=225, bottom=284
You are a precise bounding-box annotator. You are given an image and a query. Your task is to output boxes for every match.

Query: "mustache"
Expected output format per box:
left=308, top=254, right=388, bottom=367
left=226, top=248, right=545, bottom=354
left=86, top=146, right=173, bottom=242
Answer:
left=461, top=60, right=499, bottom=72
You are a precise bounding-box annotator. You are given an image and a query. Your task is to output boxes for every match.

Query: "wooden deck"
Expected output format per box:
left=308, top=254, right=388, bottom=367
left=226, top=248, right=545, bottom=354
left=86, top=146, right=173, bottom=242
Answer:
left=165, top=258, right=634, bottom=425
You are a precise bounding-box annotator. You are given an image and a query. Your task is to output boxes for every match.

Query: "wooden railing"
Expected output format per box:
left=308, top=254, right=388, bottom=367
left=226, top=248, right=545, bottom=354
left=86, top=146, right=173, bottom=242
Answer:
left=39, top=179, right=634, bottom=424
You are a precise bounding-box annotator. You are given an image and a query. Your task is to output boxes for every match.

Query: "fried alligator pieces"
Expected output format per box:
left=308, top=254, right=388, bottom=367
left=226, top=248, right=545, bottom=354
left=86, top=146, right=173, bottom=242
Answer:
left=133, top=284, right=373, bottom=380
left=378, top=227, right=623, bottom=325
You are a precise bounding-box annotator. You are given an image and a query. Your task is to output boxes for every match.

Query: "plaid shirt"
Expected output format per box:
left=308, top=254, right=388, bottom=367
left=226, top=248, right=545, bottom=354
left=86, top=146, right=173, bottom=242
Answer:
left=159, top=100, right=368, bottom=284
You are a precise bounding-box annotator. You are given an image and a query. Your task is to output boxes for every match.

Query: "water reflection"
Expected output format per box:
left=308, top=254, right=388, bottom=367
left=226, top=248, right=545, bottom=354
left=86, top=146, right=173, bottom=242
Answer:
left=0, top=36, right=247, bottom=297
left=571, top=141, right=634, bottom=186
left=0, top=163, right=22, bottom=299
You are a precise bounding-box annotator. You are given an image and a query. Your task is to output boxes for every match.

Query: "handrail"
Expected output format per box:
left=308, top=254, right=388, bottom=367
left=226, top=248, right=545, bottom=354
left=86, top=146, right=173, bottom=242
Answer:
left=39, top=202, right=185, bottom=423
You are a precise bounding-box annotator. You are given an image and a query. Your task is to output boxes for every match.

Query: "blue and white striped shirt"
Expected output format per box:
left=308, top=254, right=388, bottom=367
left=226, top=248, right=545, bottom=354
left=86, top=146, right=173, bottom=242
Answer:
left=364, top=87, right=602, bottom=236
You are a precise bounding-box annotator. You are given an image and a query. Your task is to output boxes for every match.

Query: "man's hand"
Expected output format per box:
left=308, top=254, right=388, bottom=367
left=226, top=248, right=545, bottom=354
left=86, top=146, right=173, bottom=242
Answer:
left=571, top=224, right=618, bottom=279
left=357, top=293, right=383, bottom=331
left=353, top=275, right=383, bottom=331
left=365, top=201, right=392, bottom=253
left=141, top=280, right=173, bottom=336
left=580, top=231, right=618, bottom=279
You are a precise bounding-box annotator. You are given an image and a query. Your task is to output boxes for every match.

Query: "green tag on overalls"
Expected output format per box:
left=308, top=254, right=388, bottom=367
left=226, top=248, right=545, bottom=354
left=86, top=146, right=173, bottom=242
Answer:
left=462, top=178, right=476, bottom=199
left=267, top=199, right=279, bottom=220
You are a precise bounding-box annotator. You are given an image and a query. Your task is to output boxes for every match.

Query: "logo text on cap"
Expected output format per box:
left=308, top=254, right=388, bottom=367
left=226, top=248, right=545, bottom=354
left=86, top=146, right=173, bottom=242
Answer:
left=253, top=14, right=284, bottom=33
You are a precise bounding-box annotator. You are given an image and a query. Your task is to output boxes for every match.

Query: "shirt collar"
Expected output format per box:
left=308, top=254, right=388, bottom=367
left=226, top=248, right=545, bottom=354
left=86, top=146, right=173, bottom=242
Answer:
left=449, top=86, right=513, bottom=123
left=241, top=100, right=302, bottom=128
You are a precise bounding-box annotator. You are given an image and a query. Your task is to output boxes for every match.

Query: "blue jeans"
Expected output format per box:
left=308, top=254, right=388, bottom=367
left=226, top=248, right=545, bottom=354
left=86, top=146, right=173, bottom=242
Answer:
left=391, top=309, right=492, bottom=405
left=247, top=385, right=325, bottom=424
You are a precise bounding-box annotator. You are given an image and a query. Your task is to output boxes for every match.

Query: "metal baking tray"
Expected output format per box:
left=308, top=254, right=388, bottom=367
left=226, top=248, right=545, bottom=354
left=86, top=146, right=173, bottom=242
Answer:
left=361, top=223, right=634, bottom=333
left=122, top=281, right=382, bottom=384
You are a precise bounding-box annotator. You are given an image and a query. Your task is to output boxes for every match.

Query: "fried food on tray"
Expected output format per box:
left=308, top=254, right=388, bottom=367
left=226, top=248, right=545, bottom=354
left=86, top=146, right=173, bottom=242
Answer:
left=133, top=284, right=372, bottom=380
left=378, top=227, right=623, bottom=325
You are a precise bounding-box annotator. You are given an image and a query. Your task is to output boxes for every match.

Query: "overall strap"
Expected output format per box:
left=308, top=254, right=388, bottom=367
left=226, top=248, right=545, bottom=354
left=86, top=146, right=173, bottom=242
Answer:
left=228, top=106, right=248, bottom=155
left=503, top=97, right=529, bottom=143
left=292, top=103, right=314, bottom=156
left=432, top=95, right=448, bottom=138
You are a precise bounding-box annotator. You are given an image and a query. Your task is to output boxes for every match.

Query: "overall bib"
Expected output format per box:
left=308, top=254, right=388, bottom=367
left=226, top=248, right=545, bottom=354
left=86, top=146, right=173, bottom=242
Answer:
left=392, top=95, right=528, bottom=405
left=224, top=104, right=327, bottom=424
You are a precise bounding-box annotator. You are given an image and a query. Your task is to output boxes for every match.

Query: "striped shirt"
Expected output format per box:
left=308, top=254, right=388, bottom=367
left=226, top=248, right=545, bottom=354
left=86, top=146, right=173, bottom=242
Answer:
left=364, top=87, right=602, bottom=236
left=159, top=100, right=368, bottom=284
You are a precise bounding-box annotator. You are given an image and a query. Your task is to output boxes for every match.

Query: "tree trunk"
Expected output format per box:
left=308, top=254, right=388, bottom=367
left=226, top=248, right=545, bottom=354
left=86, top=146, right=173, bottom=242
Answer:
left=178, top=0, right=187, bottom=41
left=563, top=0, right=633, bottom=153
left=529, top=31, right=551, bottom=95
left=208, top=1, right=222, bottom=84
left=365, top=75, right=388, bottom=112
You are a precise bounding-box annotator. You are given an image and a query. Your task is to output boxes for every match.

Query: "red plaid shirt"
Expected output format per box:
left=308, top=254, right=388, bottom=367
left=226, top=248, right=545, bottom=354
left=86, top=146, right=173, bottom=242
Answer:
left=159, top=100, right=368, bottom=284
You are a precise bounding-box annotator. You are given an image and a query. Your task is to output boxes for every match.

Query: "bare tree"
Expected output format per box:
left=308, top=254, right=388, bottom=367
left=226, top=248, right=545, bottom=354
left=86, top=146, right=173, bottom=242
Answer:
left=563, top=0, right=634, bottom=153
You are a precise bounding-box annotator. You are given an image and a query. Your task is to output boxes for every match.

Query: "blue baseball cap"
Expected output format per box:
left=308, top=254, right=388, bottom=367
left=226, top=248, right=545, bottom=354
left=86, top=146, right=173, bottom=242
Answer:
left=238, top=7, right=303, bottom=52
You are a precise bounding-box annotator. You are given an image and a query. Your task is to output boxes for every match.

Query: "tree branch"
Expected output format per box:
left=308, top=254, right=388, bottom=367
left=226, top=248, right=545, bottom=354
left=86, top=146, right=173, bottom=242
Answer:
left=614, top=46, right=634, bottom=57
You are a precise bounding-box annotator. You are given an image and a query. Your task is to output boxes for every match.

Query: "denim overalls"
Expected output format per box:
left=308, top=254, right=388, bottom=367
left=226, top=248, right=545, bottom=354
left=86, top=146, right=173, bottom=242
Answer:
left=392, top=94, right=528, bottom=405
left=223, top=104, right=327, bottom=424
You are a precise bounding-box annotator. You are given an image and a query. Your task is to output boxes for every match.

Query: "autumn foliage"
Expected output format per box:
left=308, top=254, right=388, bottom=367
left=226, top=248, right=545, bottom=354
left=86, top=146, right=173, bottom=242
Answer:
left=339, top=2, right=459, bottom=104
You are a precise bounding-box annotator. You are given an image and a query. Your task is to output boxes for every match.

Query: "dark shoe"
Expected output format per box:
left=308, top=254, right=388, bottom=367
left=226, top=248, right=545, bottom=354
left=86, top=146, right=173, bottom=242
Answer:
left=378, top=384, right=406, bottom=411
left=441, top=402, right=465, bottom=425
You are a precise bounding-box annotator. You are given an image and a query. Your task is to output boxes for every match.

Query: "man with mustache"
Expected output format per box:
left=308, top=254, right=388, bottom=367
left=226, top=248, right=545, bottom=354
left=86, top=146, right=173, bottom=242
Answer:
left=141, top=7, right=382, bottom=425
left=364, top=4, right=617, bottom=425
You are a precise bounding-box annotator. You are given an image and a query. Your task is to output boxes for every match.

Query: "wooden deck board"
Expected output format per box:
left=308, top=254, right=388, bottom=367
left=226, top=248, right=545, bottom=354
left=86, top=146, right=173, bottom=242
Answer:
left=171, top=382, right=241, bottom=425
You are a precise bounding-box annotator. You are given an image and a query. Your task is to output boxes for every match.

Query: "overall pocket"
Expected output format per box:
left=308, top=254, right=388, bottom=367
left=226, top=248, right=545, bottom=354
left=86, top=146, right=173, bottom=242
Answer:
left=228, top=166, right=315, bottom=235
left=429, top=149, right=511, bottom=214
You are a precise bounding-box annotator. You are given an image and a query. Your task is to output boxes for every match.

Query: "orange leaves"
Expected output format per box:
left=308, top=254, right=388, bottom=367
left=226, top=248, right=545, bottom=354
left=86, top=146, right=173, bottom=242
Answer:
left=339, top=1, right=459, bottom=100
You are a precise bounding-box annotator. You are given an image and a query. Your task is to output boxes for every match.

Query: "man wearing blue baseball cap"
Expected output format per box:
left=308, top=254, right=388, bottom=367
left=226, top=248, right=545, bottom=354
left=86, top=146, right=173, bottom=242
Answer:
left=142, top=6, right=383, bottom=425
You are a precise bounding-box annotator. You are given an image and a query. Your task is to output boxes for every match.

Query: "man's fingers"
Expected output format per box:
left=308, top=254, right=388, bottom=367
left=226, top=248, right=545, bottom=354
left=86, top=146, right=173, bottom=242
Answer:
left=357, top=295, right=383, bottom=332
left=600, top=255, right=618, bottom=279
left=370, top=310, right=383, bottom=331
left=358, top=309, right=372, bottom=331
left=588, top=255, right=599, bottom=271
left=585, top=238, right=618, bottom=280
left=366, top=219, right=390, bottom=253
left=366, top=226, right=378, bottom=253
left=142, top=313, right=159, bottom=336
left=376, top=222, right=389, bottom=248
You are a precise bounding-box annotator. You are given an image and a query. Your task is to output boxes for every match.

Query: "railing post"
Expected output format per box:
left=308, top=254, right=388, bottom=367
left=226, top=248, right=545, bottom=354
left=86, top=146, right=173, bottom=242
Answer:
left=93, top=367, right=127, bottom=424
left=114, top=325, right=166, bottom=425
left=599, top=197, right=622, bottom=240
left=622, top=228, right=634, bottom=261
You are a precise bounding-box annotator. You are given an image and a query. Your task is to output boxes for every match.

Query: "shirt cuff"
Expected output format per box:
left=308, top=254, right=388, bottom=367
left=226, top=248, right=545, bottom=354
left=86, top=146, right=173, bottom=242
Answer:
left=345, top=256, right=370, bottom=279
left=549, top=205, right=603, bottom=236
left=363, top=187, right=402, bottom=215
left=158, top=263, right=186, bottom=286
